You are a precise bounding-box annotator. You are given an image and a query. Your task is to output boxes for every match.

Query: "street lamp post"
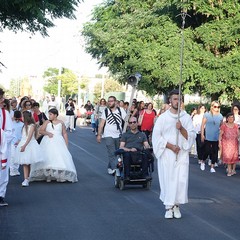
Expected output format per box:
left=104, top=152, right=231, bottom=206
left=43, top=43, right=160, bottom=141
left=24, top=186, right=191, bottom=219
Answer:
left=123, top=73, right=141, bottom=133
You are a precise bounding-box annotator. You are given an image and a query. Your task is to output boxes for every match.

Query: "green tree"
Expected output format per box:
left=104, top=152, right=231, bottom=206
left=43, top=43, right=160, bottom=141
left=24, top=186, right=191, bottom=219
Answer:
left=43, top=67, right=78, bottom=96
left=94, top=78, right=124, bottom=100
left=82, top=0, right=240, bottom=100
left=60, top=69, right=78, bottom=96
left=8, top=78, right=22, bottom=97
left=43, top=67, right=59, bottom=95
left=0, top=0, right=81, bottom=36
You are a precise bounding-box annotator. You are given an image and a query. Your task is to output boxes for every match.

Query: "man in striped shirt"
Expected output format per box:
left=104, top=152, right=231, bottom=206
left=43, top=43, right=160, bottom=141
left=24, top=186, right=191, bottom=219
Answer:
left=97, top=96, right=126, bottom=175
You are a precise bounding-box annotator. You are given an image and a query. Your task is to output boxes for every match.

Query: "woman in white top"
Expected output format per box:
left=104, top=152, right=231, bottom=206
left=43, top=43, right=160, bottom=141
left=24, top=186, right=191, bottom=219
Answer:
left=192, top=104, right=207, bottom=168
left=232, top=104, right=240, bottom=127
left=95, top=98, right=107, bottom=135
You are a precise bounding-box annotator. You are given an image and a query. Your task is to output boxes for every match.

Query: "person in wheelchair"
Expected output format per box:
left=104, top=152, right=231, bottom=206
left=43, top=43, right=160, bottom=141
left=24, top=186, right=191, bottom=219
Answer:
left=119, top=116, right=151, bottom=180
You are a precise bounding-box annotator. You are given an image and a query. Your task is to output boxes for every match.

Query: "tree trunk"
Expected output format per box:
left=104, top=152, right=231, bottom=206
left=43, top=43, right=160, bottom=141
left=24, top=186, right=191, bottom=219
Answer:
left=211, top=92, right=221, bottom=102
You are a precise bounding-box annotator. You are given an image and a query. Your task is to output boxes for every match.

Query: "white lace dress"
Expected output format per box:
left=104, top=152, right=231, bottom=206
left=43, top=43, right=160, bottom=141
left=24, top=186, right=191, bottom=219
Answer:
left=14, top=124, right=44, bottom=165
left=30, top=122, right=78, bottom=183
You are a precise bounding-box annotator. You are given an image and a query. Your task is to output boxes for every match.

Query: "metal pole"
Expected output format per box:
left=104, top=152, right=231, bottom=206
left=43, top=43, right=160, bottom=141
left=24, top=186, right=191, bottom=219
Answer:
left=175, top=12, right=190, bottom=161
left=123, top=73, right=141, bottom=133
left=123, top=85, right=137, bottom=133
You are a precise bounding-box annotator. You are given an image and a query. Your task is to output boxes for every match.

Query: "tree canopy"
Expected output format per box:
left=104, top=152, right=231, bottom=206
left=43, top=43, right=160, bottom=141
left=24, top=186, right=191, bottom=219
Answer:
left=82, top=0, right=240, bottom=100
left=43, top=67, right=78, bottom=96
left=94, top=78, right=124, bottom=100
left=0, top=0, right=81, bottom=36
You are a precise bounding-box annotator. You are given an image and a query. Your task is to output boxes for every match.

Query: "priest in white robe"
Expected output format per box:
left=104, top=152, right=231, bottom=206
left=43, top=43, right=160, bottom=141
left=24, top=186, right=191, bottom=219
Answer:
left=0, top=89, right=13, bottom=207
left=152, top=89, right=195, bottom=219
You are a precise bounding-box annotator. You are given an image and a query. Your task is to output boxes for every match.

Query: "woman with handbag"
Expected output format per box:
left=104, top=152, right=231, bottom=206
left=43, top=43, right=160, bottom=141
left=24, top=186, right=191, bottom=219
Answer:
left=138, top=103, right=156, bottom=143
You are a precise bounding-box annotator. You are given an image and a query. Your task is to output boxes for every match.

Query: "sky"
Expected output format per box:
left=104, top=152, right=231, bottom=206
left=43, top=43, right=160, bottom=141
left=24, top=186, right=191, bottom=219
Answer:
left=0, top=0, right=106, bottom=88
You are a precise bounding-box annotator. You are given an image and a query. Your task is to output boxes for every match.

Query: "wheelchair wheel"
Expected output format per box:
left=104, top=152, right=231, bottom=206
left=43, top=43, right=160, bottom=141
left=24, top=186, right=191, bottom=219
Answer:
left=119, top=179, right=125, bottom=190
left=114, top=174, right=120, bottom=188
left=143, top=181, right=151, bottom=190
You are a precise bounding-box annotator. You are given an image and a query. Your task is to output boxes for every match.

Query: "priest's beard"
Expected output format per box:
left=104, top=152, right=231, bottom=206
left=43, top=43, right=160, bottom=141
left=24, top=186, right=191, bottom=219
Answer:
left=171, top=105, right=178, bottom=111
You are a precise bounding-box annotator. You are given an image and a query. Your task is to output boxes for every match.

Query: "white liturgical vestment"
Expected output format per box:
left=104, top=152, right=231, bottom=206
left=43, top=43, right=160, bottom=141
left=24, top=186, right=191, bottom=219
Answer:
left=152, top=109, right=196, bottom=206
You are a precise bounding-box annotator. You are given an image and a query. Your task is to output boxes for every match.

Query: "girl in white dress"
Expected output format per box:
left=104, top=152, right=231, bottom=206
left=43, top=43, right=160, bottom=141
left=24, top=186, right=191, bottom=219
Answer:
left=30, top=108, right=78, bottom=183
left=14, top=111, right=43, bottom=187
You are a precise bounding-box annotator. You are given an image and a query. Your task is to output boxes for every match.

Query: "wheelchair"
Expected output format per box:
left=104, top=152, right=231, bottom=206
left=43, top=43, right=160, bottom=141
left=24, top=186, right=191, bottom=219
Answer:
left=114, top=148, right=154, bottom=190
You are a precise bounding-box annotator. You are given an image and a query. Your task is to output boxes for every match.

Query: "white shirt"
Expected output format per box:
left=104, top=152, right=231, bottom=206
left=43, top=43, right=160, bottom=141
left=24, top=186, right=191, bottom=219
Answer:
left=0, top=109, right=13, bottom=144
left=192, top=113, right=204, bottom=133
left=101, top=107, right=126, bottom=138
left=48, top=101, right=59, bottom=111
left=12, top=121, right=24, bottom=145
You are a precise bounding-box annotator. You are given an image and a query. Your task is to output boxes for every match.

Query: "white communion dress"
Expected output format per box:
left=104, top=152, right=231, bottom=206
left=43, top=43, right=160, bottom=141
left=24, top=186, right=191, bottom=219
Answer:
left=30, top=122, right=78, bottom=183
left=14, top=124, right=44, bottom=165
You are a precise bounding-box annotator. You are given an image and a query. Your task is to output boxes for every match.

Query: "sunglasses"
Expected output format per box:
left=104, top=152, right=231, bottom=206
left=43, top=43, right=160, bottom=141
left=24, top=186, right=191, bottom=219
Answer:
left=129, top=121, right=137, bottom=124
left=213, top=106, right=220, bottom=109
left=26, top=104, right=31, bottom=106
left=3, top=105, right=6, bottom=107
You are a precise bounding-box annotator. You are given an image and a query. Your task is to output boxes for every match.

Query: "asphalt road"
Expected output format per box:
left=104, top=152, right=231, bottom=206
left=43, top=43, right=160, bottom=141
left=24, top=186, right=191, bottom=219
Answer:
left=1, top=125, right=240, bottom=240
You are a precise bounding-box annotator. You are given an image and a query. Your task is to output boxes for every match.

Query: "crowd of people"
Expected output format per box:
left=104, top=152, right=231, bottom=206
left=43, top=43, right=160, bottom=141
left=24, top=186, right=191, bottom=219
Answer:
left=93, top=92, right=239, bottom=219
left=192, top=102, right=240, bottom=175
left=0, top=90, right=78, bottom=207
left=1, top=88, right=240, bottom=221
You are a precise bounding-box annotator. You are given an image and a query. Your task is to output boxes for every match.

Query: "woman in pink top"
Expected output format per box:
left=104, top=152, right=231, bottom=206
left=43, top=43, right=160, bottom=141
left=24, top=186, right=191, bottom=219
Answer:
left=139, top=103, right=156, bottom=142
left=219, top=113, right=239, bottom=176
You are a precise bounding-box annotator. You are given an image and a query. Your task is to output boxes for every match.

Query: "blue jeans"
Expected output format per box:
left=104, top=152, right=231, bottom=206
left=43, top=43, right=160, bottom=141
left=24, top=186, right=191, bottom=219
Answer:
left=105, top=137, right=120, bottom=169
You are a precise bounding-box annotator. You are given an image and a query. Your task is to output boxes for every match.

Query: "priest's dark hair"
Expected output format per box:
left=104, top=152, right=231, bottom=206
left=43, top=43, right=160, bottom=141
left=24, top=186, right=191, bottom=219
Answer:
left=168, top=89, right=184, bottom=103
left=169, top=89, right=181, bottom=97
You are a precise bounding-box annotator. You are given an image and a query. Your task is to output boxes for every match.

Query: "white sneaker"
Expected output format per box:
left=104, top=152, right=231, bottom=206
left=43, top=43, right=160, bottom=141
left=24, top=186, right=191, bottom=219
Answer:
left=173, top=205, right=182, bottom=219
left=200, top=163, right=205, bottom=171
left=165, top=208, right=173, bottom=219
left=208, top=159, right=212, bottom=166
left=210, top=168, right=216, bottom=173
left=22, top=179, right=29, bottom=187
left=214, top=163, right=218, bottom=167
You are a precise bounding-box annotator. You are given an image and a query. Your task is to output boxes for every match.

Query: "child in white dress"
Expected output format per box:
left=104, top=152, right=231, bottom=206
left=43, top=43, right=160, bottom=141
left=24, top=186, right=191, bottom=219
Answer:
left=14, top=111, right=43, bottom=187
left=10, top=111, right=24, bottom=176
left=30, top=108, right=78, bottom=183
